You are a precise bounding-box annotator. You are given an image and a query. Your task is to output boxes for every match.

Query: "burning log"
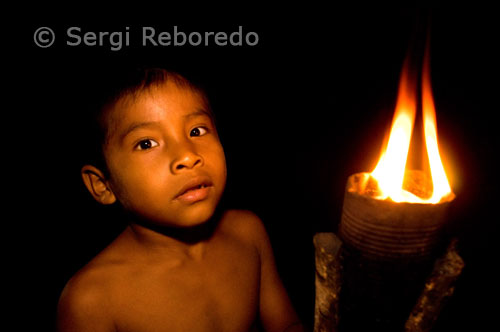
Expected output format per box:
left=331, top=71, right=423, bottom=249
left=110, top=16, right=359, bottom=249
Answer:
left=405, top=238, right=464, bottom=332
left=313, top=233, right=342, bottom=332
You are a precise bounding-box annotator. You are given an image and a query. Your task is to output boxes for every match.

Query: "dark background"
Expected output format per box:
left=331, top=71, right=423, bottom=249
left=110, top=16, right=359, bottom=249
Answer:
left=8, top=6, right=497, bottom=331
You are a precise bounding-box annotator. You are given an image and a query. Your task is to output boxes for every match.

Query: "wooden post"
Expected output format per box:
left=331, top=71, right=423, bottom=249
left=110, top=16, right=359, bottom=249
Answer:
left=337, top=172, right=455, bottom=330
left=313, top=233, right=342, bottom=332
left=405, top=238, right=465, bottom=332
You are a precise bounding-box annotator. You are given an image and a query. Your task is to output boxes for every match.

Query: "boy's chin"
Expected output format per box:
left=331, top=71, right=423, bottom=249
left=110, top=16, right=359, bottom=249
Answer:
left=137, top=206, right=219, bottom=242
left=150, top=204, right=217, bottom=229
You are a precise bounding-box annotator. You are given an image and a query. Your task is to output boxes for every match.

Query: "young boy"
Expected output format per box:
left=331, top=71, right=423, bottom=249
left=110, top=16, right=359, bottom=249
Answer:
left=57, top=68, right=304, bottom=332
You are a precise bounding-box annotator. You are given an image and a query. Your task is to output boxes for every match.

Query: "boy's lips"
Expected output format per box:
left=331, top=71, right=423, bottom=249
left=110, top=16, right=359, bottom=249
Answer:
left=174, top=176, right=213, bottom=203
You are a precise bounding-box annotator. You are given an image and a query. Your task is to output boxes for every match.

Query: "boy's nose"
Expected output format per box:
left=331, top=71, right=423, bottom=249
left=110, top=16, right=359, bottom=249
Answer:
left=171, top=147, right=203, bottom=173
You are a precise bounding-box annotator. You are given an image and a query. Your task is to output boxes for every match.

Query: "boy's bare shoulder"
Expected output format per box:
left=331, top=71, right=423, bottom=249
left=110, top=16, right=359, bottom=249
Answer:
left=61, top=257, right=117, bottom=297
left=57, top=258, right=117, bottom=331
left=219, top=209, right=269, bottom=248
left=57, top=246, right=128, bottom=331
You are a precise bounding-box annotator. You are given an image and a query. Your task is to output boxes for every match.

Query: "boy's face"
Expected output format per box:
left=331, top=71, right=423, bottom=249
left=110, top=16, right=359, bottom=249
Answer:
left=101, top=82, right=226, bottom=228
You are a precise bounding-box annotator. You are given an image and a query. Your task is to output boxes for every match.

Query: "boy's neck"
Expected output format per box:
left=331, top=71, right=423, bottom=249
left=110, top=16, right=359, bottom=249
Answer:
left=124, top=217, right=219, bottom=261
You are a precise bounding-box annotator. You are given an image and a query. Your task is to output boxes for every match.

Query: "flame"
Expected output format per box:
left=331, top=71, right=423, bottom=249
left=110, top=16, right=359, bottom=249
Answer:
left=370, top=48, right=452, bottom=204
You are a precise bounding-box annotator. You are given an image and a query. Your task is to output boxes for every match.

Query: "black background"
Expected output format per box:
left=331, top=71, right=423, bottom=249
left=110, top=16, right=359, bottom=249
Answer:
left=8, top=6, right=498, bottom=331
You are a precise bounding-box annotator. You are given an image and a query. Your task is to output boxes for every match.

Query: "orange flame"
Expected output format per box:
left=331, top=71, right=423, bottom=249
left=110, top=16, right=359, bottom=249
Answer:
left=370, top=47, right=452, bottom=204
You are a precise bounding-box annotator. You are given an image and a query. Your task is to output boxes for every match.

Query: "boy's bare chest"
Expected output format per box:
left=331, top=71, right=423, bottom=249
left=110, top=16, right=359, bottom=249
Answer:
left=109, top=240, right=261, bottom=332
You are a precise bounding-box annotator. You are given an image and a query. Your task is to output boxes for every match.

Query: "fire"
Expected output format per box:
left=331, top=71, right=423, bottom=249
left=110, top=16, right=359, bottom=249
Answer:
left=370, top=48, right=452, bottom=204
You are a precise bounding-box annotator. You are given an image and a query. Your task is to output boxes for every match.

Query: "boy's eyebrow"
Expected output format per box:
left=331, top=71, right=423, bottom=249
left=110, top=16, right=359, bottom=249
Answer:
left=120, top=121, right=159, bottom=141
left=119, top=110, right=212, bottom=141
left=184, top=109, right=212, bottom=119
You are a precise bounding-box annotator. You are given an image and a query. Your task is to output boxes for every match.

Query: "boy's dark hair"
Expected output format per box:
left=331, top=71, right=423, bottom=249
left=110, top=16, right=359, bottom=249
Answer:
left=79, top=67, right=212, bottom=176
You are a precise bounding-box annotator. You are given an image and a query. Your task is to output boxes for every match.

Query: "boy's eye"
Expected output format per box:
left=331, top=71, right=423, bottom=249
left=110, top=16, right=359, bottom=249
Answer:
left=135, top=139, right=159, bottom=151
left=190, top=127, right=208, bottom=137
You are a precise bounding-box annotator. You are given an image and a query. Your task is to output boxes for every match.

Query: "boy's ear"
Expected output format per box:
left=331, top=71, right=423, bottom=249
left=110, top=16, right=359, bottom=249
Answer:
left=81, top=165, right=116, bottom=205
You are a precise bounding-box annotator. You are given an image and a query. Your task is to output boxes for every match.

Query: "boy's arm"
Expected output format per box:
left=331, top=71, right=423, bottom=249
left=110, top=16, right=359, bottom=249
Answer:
left=56, top=276, right=115, bottom=332
left=240, top=211, right=305, bottom=332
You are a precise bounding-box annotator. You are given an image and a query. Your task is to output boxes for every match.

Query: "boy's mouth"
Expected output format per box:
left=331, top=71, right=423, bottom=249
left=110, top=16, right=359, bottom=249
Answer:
left=181, top=183, right=209, bottom=194
left=174, top=177, right=213, bottom=203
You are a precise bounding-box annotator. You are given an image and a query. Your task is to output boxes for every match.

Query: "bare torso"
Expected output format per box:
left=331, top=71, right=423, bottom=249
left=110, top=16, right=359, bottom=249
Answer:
left=59, top=210, right=262, bottom=332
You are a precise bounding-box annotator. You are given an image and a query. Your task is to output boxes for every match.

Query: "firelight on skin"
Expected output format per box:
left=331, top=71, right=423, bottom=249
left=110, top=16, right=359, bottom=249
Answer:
left=57, top=74, right=304, bottom=332
left=101, top=83, right=227, bottom=228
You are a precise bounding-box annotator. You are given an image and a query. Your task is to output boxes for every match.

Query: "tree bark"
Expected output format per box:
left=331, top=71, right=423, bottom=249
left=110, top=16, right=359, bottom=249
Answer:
left=313, top=233, right=342, bottom=332
left=405, top=238, right=465, bottom=332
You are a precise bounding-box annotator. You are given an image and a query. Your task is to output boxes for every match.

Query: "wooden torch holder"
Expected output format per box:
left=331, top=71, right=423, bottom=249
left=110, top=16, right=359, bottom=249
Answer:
left=313, top=172, right=464, bottom=332
left=314, top=233, right=464, bottom=332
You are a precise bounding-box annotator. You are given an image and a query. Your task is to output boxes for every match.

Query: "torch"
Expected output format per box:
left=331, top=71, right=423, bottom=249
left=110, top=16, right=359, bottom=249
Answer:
left=334, top=44, right=458, bottom=331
